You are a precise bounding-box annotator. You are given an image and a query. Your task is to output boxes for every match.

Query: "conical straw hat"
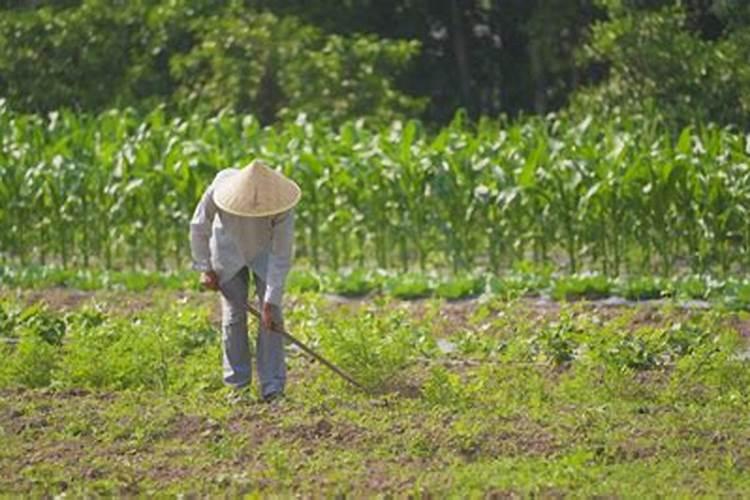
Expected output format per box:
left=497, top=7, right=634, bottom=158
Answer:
left=213, top=160, right=301, bottom=217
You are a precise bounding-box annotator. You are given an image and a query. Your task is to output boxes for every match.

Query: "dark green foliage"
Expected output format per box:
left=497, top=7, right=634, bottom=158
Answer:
left=0, top=0, right=140, bottom=112
left=2, top=1, right=749, bottom=128
left=576, top=0, right=750, bottom=128
left=0, top=0, right=423, bottom=122
left=252, top=0, right=601, bottom=121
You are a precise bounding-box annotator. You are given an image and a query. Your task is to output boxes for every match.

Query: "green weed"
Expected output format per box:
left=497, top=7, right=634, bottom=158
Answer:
left=0, top=326, right=59, bottom=387
left=319, top=308, right=421, bottom=388
left=421, top=365, right=468, bottom=408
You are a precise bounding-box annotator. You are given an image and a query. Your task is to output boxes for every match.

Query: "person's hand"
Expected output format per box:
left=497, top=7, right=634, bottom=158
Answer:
left=262, top=301, right=278, bottom=331
left=200, top=270, right=219, bottom=291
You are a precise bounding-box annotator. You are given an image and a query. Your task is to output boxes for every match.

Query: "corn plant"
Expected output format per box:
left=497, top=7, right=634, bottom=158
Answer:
left=1, top=105, right=749, bottom=277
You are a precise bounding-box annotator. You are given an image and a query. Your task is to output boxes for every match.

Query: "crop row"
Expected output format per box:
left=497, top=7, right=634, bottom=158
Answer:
left=2, top=103, right=749, bottom=275
left=3, top=265, right=750, bottom=309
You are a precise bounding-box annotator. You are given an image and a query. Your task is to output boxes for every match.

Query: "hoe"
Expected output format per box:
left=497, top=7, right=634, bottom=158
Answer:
left=218, top=286, right=368, bottom=393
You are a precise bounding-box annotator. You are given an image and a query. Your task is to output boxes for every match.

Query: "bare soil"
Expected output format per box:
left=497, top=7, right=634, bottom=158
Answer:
left=3, top=287, right=744, bottom=340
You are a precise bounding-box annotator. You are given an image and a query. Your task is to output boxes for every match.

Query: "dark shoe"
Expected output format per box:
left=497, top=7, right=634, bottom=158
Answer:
left=262, top=391, right=285, bottom=404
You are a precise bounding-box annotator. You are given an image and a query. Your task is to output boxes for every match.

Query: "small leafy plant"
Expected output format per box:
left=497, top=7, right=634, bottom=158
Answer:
left=324, top=268, right=379, bottom=297
left=551, top=273, right=612, bottom=301
left=618, top=276, right=668, bottom=301
left=286, top=269, right=322, bottom=293
left=385, top=273, right=433, bottom=300
left=435, top=276, right=484, bottom=301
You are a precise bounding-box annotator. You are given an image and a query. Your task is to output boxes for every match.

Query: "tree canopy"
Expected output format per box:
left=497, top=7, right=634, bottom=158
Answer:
left=0, top=0, right=748, bottom=127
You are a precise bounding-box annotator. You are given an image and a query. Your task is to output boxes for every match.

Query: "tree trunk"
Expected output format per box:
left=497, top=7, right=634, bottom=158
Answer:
left=450, top=0, right=475, bottom=115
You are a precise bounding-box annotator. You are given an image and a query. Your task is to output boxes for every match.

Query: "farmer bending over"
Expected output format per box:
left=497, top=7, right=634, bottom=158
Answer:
left=190, top=159, right=300, bottom=402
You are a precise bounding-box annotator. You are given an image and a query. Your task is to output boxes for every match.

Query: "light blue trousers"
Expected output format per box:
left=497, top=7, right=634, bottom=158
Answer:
left=220, top=267, right=286, bottom=397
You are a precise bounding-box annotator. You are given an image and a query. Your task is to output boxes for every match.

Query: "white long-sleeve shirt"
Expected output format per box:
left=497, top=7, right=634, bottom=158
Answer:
left=189, top=169, right=295, bottom=306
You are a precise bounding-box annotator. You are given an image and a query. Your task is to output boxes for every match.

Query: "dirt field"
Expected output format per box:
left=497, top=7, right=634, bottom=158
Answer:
left=2, top=287, right=750, bottom=496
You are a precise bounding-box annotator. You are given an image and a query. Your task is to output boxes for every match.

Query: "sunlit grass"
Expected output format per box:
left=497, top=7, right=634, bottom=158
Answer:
left=1, top=289, right=749, bottom=495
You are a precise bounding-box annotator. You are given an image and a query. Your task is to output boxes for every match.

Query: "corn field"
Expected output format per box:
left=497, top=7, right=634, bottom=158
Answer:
left=1, top=101, right=749, bottom=275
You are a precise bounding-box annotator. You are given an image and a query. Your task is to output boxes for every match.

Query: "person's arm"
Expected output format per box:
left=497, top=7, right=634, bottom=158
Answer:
left=190, top=184, right=219, bottom=289
left=264, top=210, right=295, bottom=307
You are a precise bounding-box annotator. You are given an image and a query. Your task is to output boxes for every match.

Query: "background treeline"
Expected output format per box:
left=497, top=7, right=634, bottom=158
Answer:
left=1, top=0, right=749, bottom=128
